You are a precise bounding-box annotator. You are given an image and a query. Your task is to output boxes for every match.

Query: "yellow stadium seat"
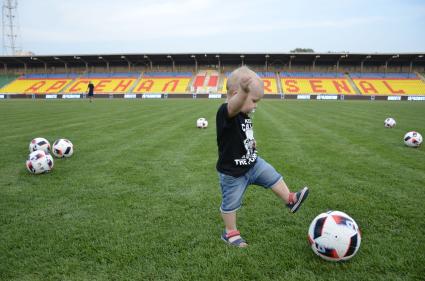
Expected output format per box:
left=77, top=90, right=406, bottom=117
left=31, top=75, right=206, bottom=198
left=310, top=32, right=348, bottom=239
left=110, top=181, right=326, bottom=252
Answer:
left=352, top=79, right=425, bottom=95
left=133, top=78, right=191, bottom=93
left=0, top=78, right=73, bottom=94
left=65, top=78, right=137, bottom=93
left=281, top=78, right=355, bottom=94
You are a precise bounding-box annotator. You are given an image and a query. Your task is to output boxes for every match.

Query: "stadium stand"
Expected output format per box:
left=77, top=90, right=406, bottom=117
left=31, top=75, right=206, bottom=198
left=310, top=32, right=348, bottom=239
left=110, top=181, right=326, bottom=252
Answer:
left=0, top=74, right=19, bottom=89
left=258, top=72, right=279, bottom=94
left=1, top=69, right=424, bottom=97
left=192, top=71, right=207, bottom=91
left=191, top=70, right=219, bottom=93
left=350, top=73, right=425, bottom=95
left=133, top=72, right=192, bottom=93
left=65, top=72, right=139, bottom=94
left=0, top=52, right=424, bottom=98
left=219, top=75, right=228, bottom=94
left=0, top=74, right=76, bottom=94
left=280, top=72, right=356, bottom=94
left=207, top=72, right=219, bottom=87
left=282, top=72, right=344, bottom=78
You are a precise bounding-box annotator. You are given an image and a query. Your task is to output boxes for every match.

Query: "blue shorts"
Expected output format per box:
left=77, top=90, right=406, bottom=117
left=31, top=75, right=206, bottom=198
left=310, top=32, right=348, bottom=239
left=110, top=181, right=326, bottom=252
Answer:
left=218, top=156, right=283, bottom=213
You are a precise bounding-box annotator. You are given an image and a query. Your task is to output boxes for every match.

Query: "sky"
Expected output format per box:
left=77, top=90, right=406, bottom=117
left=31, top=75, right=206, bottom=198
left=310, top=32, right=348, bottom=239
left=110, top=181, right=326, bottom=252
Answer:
left=5, top=0, right=425, bottom=55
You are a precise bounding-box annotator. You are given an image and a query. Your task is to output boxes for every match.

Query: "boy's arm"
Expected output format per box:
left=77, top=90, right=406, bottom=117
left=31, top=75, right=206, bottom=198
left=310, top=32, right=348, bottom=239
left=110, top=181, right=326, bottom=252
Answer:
left=227, top=76, right=252, bottom=118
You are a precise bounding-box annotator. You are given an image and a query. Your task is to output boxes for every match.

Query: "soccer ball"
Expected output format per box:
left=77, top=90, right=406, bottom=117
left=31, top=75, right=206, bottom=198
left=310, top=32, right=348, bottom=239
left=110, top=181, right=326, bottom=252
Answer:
left=384, top=117, right=396, bottom=128
left=308, top=210, right=361, bottom=262
left=26, top=150, right=54, bottom=174
left=403, top=131, right=422, bottom=148
left=196, top=117, right=208, bottom=129
left=52, top=138, right=74, bottom=158
left=29, top=137, right=51, bottom=153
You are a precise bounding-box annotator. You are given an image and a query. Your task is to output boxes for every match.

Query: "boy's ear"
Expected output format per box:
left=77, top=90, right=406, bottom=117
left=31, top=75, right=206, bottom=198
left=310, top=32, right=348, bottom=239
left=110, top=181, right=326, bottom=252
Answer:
left=228, top=89, right=237, bottom=97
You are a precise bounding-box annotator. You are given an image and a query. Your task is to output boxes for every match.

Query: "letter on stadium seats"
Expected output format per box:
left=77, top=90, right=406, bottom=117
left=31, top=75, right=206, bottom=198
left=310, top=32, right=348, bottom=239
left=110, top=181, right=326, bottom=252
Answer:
left=162, top=80, right=178, bottom=92
left=284, top=80, right=299, bottom=93
left=332, top=80, right=352, bottom=94
left=25, top=81, right=46, bottom=92
left=263, top=79, right=272, bottom=92
left=46, top=81, right=67, bottom=92
left=69, top=81, right=88, bottom=92
left=310, top=80, right=326, bottom=93
left=136, top=80, right=154, bottom=92
left=382, top=81, right=405, bottom=94
left=358, top=81, right=378, bottom=94
left=95, top=80, right=111, bottom=92
left=114, top=79, right=133, bottom=92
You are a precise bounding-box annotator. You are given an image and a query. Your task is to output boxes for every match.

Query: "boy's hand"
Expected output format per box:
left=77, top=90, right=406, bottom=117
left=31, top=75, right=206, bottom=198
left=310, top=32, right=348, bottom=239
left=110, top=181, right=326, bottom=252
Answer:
left=240, top=76, right=252, bottom=94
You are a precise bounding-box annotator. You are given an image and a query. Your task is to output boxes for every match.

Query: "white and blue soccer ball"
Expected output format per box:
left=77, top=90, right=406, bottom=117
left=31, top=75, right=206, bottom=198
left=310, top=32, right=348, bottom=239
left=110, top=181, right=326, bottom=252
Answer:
left=26, top=150, right=54, bottom=174
left=29, top=137, right=51, bottom=153
left=52, top=138, right=74, bottom=158
left=196, top=118, right=208, bottom=129
left=384, top=117, right=396, bottom=128
left=308, top=210, right=361, bottom=262
left=403, top=131, right=422, bottom=148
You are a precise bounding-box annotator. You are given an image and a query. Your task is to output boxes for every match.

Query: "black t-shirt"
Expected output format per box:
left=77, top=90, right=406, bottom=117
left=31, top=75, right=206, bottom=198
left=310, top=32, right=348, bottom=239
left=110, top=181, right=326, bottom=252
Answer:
left=216, top=103, right=257, bottom=177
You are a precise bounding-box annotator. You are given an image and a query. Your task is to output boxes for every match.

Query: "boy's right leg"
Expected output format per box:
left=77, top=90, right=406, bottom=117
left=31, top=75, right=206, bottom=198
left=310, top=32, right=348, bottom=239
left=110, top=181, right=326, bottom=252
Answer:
left=219, top=172, right=249, bottom=247
left=222, top=211, right=237, bottom=232
left=221, top=212, right=248, bottom=247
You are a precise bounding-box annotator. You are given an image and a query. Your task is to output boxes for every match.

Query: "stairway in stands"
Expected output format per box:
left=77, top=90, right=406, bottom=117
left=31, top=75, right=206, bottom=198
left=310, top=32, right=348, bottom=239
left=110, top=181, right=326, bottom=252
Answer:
left=345, top=73, right=362, bottom=95
left=191, top=70, right=219, bottom=93
left=416, top=72, right=425, bottom=83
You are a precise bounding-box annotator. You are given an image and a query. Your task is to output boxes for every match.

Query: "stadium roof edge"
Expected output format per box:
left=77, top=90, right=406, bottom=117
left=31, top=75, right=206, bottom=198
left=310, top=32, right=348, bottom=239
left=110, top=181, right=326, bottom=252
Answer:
left=0, top=52, right=423, bottom=68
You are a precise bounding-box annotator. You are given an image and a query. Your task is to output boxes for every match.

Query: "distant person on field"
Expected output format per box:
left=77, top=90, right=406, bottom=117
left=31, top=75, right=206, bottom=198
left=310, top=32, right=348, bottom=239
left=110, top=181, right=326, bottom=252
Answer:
left=216, top=66, right=309, bottom=248
left=86, top=81, right=94, bottom=102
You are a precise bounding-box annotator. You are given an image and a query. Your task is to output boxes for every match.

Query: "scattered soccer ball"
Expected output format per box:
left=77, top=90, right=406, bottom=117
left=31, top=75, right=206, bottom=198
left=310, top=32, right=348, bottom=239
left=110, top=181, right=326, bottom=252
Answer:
left=403, top=131, right=422, bottom=148
left=384, top=117, right=396, bottom=128
left=196, top=117, right=208, bottom=129
left=29, top=137, right=51, bottom=153
left=52, top=138, right=74, bottom=158
left=308, top=210, right=361, bottom=262
left=26, top=150, right=54, bottom=174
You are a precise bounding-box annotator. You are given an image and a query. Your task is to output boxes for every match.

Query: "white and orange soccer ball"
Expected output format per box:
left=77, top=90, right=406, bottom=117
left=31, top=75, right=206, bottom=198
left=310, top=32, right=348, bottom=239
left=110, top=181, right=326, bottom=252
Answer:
left=308, top=210, right=361, bottom=262
left=29, top=137, right=51, bottom=153
left=52, top=138, right=74, bottom=158
left=196, top=118, right=208, bottom=129
left=403, top=131, right=422, bottom=148
left=26, top=150, right=54, bottom=174
left=384, top=117, right=396, bottom=128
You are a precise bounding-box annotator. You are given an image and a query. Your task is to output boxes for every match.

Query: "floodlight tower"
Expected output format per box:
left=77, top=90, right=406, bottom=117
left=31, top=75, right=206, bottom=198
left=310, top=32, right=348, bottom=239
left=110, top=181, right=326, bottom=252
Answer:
left=2, top=0, right=21, bottom=55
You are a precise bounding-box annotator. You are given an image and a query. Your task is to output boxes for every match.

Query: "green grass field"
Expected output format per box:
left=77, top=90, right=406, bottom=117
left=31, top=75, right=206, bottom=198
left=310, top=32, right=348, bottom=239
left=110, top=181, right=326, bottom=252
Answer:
left=1, top=99, right=424, bottom=281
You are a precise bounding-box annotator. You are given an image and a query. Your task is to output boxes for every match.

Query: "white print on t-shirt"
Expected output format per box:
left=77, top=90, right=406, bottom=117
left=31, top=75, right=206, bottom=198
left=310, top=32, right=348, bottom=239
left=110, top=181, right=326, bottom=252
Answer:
left=234, top=119, right=257, bottom=166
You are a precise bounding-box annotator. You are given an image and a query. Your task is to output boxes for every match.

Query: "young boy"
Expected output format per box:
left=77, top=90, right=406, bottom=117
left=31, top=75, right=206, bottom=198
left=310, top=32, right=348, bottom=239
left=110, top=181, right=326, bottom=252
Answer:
left=216, top=66, right=309, bottom=248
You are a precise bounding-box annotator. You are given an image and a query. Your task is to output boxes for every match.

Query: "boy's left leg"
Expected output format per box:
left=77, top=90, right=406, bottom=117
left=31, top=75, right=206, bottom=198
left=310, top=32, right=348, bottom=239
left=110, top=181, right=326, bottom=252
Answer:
left=271, top=179, right=309, bottom=213
left=270, top=179, right=291, bottom=204
left=250, top=157, right=309, bottom=213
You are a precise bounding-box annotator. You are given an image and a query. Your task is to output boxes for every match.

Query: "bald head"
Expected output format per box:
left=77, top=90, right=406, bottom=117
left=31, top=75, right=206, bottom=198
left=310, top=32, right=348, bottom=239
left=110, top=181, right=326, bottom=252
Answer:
left=226, top=66, right=264, bottom=98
